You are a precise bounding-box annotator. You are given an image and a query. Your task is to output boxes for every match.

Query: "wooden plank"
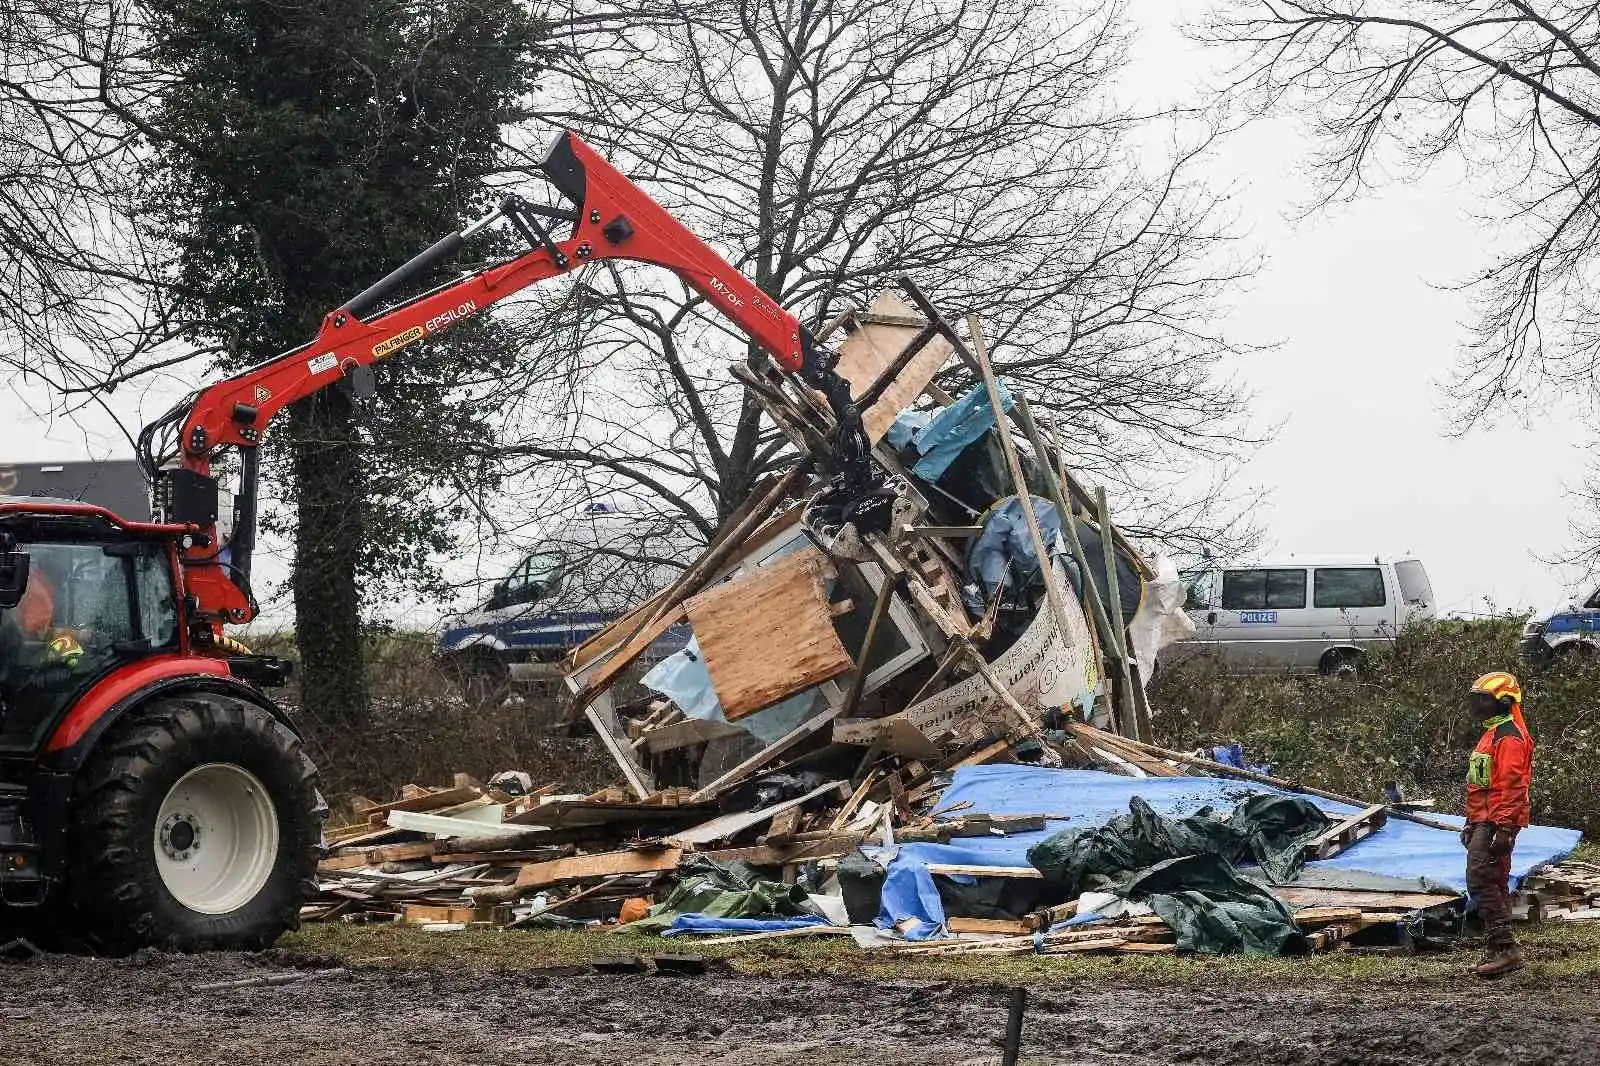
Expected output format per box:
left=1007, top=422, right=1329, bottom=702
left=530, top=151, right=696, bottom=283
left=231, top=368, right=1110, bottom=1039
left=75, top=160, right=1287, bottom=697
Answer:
left=947, top=917, right=1030, bottom=935
left=401, top=903, right=479, bottom=925
left=898, top=814, right=1047, bottom=844
left=319, top=841, right=439, bottom=871
left=514, top=847, right=684, bottom=889
left=952, top=738, right=1012, bottom=769
left=642, top=716, right=748, bottom=755
left=570, top=605, right=689, bottom=708
left=360, top=785, right=483, bottom=821
left=697, top=832, right=867, bottom=866
left=1305, top=803, right=1389, bottom=860
left=925, top=863, right=1043, bottom=879
left=670, top=780, right=849, bottom=848
left=1272, top=886, right=1459, bottom=912
left=1290, top=906, right=1365, bottom=925
left=761, top=806, right=805, bottom=846
left=684, top=547, right=854, bottom=721
left=833, top=290, right=955, bottom=443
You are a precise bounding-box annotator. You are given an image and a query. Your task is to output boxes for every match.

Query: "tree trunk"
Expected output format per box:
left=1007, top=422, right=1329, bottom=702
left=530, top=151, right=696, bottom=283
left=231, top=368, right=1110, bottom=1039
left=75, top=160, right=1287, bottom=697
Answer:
left=288, top=389, right=369, bottom=726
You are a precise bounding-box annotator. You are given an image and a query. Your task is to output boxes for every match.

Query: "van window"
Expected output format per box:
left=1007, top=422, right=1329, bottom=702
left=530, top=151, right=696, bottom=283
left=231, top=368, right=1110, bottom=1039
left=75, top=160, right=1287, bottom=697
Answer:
left=1395, top=559, right=1433, bottom=607
left=1314, top=567, right=1386, bottom=608
left=1180, top=570, right=1214, bottom=610
left=1221, top=569, right=1306, bottom=610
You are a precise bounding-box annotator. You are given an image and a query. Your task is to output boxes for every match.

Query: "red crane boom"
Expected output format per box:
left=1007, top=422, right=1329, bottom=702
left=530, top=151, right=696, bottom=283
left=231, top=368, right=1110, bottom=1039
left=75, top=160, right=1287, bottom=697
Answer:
left=140, top=131, right=878, bottom=628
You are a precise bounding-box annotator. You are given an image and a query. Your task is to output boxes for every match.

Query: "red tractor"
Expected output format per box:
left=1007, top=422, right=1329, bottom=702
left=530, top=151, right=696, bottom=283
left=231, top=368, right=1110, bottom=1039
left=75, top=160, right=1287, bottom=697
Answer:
left=0, top=132, right=888, bottom=951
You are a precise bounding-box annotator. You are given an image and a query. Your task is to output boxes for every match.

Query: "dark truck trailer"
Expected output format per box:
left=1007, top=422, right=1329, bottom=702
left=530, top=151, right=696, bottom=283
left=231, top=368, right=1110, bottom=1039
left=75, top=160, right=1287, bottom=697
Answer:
left=0, top=460, right=149, bottom=520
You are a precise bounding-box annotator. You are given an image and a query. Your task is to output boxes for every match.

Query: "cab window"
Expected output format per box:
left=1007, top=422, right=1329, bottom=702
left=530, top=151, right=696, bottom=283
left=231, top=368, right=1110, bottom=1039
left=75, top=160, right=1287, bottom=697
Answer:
left=1221, top=568, right=1306, bottom=610
left=0, top=539, right=179, bottom=751
left=1314, top=567, right=1386, bottom=609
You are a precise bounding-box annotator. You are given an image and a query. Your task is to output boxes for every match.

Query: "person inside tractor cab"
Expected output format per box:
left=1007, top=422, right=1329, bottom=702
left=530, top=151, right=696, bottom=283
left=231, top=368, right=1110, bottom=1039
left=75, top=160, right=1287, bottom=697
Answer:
left=12, top=547, right=87, bottom=669
left=0, top=542, right=139, bottom=741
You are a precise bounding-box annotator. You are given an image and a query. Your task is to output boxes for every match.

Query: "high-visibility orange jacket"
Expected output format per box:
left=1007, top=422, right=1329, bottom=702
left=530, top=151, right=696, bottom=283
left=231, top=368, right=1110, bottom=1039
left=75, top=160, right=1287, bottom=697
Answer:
left=16, top=570, right=54, bottom=639
left=1465, top=708, right=1533, bottom=828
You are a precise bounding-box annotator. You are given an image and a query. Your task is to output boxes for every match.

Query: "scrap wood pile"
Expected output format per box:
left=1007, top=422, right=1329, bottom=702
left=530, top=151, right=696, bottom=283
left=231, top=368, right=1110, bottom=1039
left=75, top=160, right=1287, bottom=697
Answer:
left=1514, top=861, right=1600, bottom=921
left=303, top=721, right=1479, bottom=957
left=306, top=281, right=1582, bottom=953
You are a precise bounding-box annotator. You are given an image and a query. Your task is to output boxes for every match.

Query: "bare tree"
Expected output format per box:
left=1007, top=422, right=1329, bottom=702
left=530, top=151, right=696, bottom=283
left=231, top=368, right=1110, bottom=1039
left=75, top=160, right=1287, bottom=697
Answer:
left=1198, top=1, right=1600, bottom=421
left=482, top=0, right=1263, bottom=570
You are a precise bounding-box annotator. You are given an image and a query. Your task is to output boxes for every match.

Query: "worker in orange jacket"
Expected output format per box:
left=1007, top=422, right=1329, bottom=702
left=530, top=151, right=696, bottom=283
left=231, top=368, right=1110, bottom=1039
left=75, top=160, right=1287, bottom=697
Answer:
left=1460, top=670, right=1533, bottom=978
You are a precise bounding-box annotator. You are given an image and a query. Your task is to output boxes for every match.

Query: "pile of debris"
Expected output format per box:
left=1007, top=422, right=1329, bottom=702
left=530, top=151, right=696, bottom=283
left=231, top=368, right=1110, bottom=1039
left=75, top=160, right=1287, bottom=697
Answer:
left=307, top=281, right=1585, bottom=951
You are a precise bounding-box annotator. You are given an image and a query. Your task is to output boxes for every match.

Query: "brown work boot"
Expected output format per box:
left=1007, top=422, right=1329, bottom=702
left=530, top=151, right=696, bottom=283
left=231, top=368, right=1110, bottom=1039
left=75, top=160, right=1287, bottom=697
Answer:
left=1475, top=946, right=1526, bottom=979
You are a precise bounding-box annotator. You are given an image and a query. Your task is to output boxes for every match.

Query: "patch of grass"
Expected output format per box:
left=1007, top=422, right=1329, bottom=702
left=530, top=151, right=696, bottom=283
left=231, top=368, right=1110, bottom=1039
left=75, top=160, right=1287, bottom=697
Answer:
left=279, top=919, right=1600, bottom=989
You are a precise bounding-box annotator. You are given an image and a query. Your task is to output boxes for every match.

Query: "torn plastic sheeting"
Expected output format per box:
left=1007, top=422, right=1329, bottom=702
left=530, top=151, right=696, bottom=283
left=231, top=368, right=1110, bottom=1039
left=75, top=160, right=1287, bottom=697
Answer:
left=872, top=764, right=1582, bottom=940
left=908, top=379, right=1014, bottom=482
left=661, top=914, right=834, bottom=937
left=965, top=497, right=1144, bottom=624
left=965, top=495, right=1073, bottom=601
left=640, top=635, right=825, bottom=746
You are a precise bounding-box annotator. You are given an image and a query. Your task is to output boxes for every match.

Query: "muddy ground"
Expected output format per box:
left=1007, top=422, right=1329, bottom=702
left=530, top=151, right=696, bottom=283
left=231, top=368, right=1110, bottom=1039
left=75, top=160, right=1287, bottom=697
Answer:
left=0, top=949, right=1594, bottom=1066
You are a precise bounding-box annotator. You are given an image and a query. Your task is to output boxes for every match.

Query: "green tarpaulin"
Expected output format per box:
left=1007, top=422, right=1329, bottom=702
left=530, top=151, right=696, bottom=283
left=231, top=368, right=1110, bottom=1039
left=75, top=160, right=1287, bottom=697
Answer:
left=622, top=856, right=809, bottom=935
left=1027, top=794, right=1330, bottom=954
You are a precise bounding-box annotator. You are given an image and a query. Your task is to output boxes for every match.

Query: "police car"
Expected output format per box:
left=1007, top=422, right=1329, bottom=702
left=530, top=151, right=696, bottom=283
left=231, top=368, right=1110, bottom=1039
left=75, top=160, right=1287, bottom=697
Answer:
left=1522, top=586, right=1600, bottom=664
left=435, top=502, right=693, bottom=696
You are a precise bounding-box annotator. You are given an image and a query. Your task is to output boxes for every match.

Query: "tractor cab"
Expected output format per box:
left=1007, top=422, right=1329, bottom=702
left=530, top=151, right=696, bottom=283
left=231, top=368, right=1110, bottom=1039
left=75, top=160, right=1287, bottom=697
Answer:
left=0, top=499, right=184, bottom=759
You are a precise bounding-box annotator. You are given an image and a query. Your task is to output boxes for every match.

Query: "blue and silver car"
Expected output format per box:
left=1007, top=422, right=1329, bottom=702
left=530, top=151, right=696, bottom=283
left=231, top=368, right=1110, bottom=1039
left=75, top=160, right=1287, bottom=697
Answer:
left=436, top=505, right=694, bottom=697
left=1522, top=587, right=1600, bottom=664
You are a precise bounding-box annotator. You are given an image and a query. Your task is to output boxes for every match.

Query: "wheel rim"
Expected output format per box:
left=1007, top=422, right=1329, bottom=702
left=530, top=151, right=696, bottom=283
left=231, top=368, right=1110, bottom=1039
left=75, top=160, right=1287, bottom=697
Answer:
left=153, top=763, right=279, bottom=915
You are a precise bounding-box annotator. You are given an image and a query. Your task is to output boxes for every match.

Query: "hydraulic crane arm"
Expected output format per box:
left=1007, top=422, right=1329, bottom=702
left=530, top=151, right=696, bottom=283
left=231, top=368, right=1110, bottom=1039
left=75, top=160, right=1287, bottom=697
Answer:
left=143, top=131, right=877, bottom=628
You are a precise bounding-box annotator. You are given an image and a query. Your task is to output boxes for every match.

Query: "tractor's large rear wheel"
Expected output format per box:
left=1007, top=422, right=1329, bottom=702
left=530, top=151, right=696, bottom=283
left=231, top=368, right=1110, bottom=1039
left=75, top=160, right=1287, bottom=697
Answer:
left=68, top=691, right=323, bottom=952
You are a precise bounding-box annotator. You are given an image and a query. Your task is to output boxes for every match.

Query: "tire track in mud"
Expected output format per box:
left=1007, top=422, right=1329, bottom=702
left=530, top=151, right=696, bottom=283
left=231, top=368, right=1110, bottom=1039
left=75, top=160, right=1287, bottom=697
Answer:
left=0, top=952, right=1595, bottom=1065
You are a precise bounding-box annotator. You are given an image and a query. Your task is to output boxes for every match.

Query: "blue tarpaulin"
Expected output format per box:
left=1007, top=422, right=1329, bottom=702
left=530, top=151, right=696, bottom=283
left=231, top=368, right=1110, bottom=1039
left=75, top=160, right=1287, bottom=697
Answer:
left=661, top=914, right=833, bottom=936
left=907, top=380, right=1014, bottom=482
left=875, top=764, right=1583, bottom=939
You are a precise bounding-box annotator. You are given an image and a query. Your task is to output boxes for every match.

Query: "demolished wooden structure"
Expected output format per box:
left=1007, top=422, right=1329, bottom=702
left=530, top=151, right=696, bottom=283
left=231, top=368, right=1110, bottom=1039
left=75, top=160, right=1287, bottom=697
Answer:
left=562, top=279, right=1159, bottom=813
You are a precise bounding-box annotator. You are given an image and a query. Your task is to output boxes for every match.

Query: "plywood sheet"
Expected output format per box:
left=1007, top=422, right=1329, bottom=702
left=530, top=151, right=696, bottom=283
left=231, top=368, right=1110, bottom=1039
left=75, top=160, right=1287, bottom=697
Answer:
left=684, top=547, right=854, bottom=721
left=833, top=290, right=954, bottom=443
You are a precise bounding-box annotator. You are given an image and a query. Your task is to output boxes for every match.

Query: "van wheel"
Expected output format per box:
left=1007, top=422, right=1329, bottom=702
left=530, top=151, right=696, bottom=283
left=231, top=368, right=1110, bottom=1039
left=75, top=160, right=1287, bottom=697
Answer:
left=1320, top=650, right=1362, bottom=681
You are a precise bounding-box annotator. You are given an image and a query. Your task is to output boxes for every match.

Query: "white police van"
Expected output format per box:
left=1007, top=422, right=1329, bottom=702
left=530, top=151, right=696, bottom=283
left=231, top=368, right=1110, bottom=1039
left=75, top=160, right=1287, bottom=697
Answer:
left=1165, top=555, right=1435, bottom=676
left=1521, top=586, right=1600, bottom=664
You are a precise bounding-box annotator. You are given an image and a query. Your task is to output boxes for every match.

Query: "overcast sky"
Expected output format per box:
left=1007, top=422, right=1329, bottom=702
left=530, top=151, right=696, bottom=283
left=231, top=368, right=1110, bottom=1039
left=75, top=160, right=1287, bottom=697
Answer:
left=3, top=3, right=1593, bottom=624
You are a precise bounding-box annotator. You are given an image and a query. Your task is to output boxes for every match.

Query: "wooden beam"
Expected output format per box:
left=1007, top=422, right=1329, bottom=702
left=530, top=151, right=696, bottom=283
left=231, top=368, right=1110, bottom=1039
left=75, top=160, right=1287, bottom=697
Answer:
left=947, top=917, right=1031, bottom=935
left=697, top=832, right=868, bottom=866
left=924, top=863, right=1043, bottom=879
left=568, top=605, right=688, bottom=711
left=966, top=314, right=1083, bottom=717
left=514, top=847, right=684, bottom=889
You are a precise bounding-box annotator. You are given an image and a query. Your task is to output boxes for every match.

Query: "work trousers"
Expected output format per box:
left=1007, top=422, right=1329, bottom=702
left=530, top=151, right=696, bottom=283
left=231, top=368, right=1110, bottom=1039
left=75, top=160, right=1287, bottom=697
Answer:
left=1466, top=823, right=1518, bottom=949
